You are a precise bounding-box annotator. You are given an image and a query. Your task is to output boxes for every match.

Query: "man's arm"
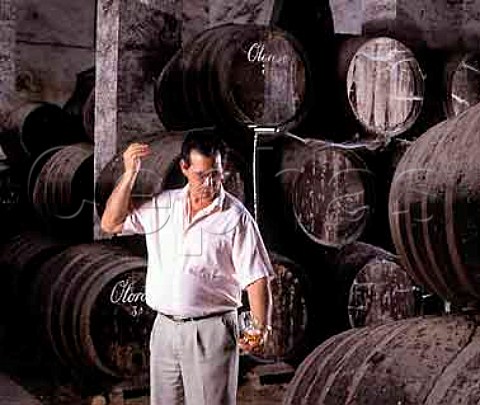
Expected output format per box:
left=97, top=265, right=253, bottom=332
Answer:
left=232, top=212, right=274, bottom=351
left=100, top=143, right=150, bottom=234
left=239, top=276, right=273, bottom=353
left=246, top=276, right=272, bottom=330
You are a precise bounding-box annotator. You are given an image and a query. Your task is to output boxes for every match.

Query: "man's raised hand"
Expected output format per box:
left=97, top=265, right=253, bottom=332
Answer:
left=123, top=143, right=151, bottom=174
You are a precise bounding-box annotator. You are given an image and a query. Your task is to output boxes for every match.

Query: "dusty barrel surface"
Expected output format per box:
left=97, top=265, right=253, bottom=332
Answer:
left=30, top=243, right=155, bottom=378
left=349, top=259, right=417, bottom=327
left=443, top=52, right=480, bottom=118
left=155, top=23, right=311, bottom=132
left=279, top=137, right=374, bottom=247
left=389, top=102, right=480, bottom=306
left=338, top=37, right=424, bottom=140
left=0, top=101, right=75, bottom=162
left=28, top=143, right=93, bottom=239
left=0, top=231, right=65, bottom=301
left=95, top=132, right=247, bottom=217
left=31, top=143, right=93, bottom=220
left=284, top=314, right=480, bottom=405
left=331, top=242, right=418, bottom=329
left=242, top=252, right=309, bottom=363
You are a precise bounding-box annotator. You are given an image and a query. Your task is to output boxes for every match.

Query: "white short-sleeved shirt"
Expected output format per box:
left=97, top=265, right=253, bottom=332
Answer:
left=122, top=185, right=274, bottom=317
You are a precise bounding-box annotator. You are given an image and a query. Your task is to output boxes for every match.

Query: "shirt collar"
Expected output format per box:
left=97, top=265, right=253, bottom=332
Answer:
left=181, top=184, right=226, bottom=211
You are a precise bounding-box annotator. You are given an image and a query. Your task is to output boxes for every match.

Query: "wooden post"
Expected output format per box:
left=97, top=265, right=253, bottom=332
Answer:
left=93, top=0, right=281, bottom=239
left=330, top=0, right=480, bottom=49
left=208, top=0, right=275, bottom=27
left=0, top=0, right=16, bottom=141
left=93, top=0, right=182, bottom=239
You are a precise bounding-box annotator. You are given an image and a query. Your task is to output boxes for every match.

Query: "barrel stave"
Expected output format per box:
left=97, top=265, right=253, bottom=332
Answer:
left=241, top=252, right=309, bottom=363
left=155, top=24, right=310, bottom=132
left=389, top=102, right=480, bottom=305
left=344, top=37, right=424, bottom=140
left=284, top=315, right=480, bottom=405
left=81, top=262, right=152, bottom=377
left=348, top=259, right=417, bottom=327
left=280, top=138, right=374, bottom=247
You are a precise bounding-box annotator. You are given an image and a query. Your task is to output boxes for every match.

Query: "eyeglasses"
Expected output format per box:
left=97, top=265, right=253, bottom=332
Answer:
left=190, top=168, right=224, bottom=183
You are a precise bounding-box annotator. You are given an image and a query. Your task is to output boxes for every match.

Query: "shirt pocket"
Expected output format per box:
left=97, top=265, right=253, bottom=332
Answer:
left=204, top=235, right=232, bottom=267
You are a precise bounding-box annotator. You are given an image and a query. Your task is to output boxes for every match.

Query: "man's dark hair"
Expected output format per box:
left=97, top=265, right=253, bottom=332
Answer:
left=180, top=127, right=226, bottom=166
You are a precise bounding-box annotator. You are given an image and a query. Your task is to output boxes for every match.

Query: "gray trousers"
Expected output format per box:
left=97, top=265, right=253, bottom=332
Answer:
left=149, top=311, right=239, bottom=405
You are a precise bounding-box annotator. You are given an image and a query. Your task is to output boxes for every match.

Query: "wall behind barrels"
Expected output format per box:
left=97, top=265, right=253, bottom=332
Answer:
left=329, top=0, right=480, bottom=50
left=15, top=0, right=96, bottom=105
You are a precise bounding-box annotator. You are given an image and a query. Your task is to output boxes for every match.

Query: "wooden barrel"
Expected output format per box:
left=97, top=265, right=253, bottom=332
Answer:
left=389, top=101, right=480, bottom=307
left=0, top=161, right=21, bottom=223
left=63, top=67, right=95, bottom=141
left=338, top=37, right=424, bottom=141
left=30, top=243, right=155, bottom=378
left=30, top=143, right=93, bottom=238
left=155, top=23, right=311, bottom=132
left=0, top=101, right=76, bottom=162
left=283, top=314, right=480, bottom=405
left=0, top=231, right=65, bottom=307
left=349, top=259, right=417, bottom=327
left=279, top=136, right=375, bottom=247
left=443, top=52, right=480, bottom=118
left=241, top=252, right=309, bottom=363
left=95, top=132, right=247, bottom=217
left=330, top=242, right=418, bottom=329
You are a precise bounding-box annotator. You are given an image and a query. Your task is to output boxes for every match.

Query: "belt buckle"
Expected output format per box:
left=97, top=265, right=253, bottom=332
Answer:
left=170, top=314, right=192, bottom=322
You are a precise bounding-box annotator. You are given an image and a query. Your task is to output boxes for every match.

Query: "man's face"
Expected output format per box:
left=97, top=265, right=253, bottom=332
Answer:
left=181, top=150, right=223, bottom=201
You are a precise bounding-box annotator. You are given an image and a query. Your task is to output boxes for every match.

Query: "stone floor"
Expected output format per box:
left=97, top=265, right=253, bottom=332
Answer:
left=0, top=320, right=293, bottom=405
left=0, top=354, right=291, bottom=405
left=121, top=372, right=289, bottom=405
left=0, top=373, right=42, bottom=405
left=0, top=371, right=288, bottom=405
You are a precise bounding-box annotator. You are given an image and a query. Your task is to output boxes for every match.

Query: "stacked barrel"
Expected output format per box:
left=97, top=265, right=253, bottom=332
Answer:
left=0, top=68, right=155, bottom=385
left=0, top=101, right=72, bottom=236
left=282, top=49, right=480, bottom=404
left=0, top=232, right=155, bottom=380
left=5, top=10, right=480, bottom=402
left=154, top=24, right=311, bottom=133
left=334, top=36, right=425, bottom=143
left=284, top=314, right=480, bottom=405
left=152, top=23, right=322, bottom=365
left=0, top=67, right=97, bottom=241
left=389, top=101, right=480, bottom=307
left=150, top=23, right=437, bottom=370
left=443, top=52, right=480, bottom=118
left=150, top=20, right=480, bottom=405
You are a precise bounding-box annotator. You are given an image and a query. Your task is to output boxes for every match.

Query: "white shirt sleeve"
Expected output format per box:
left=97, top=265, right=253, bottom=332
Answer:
left=232, top=212, right=275, bottom=289
left=121, top=207, right=145, bottom=235
left=121, top=191, right=174, bottom=236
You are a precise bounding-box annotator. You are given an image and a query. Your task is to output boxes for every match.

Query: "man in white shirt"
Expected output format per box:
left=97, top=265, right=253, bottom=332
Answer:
left=100, top=128, right=274, bottom=405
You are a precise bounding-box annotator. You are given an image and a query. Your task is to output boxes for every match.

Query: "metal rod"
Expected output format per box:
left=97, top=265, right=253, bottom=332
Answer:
left=251, top=126, right=279, bottom=225
left=253, top=130, right=259, bottom=223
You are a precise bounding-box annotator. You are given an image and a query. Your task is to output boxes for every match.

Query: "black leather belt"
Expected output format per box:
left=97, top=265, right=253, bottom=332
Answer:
left=160, top=310, right=233, bottom=323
